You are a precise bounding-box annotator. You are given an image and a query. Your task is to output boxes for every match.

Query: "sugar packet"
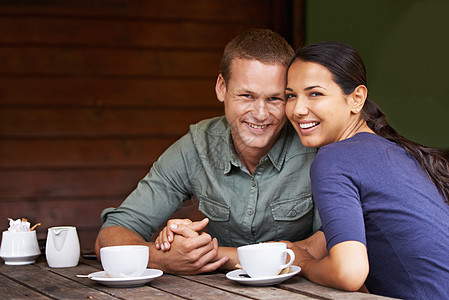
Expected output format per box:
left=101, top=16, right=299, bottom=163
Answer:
left=7, top=218, right=40, bottom=232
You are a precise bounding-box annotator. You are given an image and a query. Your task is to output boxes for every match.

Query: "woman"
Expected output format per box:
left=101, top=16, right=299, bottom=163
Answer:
left=285, top=41, right=449, bottom=299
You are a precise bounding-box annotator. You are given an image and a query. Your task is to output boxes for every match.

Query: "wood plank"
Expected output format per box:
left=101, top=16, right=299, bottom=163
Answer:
left=0, top=262, right=118, bottom=299
left=0, top=168, right=148, bottom=198
left=40, top=259, right=184, bottom=299
left=77, top=228, right=103, bottom=253
left=0, top=108, right=223, bottom=137
left=0, top=77, right=219, bottom=108
left=0, top=0, right=272, bottom=23
left=0, top=138, right=177, bottom=168
left=278, top=276, right=391, bottom=299
left=0, top=47, right=221, bottom=77
left=0, top=197, right=122, bottom=229
left=0, top=17, right=252, bottom=50
left=181, top=272, right=312, bottom=299
left=0, top=273, right=51, bottom=299
left=151, top=273, right=250, bottom=300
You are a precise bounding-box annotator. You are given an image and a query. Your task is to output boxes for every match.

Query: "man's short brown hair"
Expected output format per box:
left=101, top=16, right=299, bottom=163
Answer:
left=220, top=28, right=294, bottom=84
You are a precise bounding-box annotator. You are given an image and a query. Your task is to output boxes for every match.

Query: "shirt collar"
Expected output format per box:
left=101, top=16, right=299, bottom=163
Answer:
left=265, top=123, right=292, bottom=172
left=224, top=127, right=240, bottom=173
left=223, top=123, right=293, bottom=174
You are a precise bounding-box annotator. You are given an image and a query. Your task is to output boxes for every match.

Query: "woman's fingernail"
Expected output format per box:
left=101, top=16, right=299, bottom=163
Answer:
left=164, top=242, right=169, bottom=249
left=170, top=224, right=177, bottom=230
left=168, top=235, right=172, bottom=242
left=155, top=243, right=159, bottom=249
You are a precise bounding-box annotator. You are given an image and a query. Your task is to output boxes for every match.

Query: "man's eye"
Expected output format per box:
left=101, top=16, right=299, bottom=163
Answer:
left=268, top=96, right=283, bottom=101
left=240, top=94, right=252, bottom=99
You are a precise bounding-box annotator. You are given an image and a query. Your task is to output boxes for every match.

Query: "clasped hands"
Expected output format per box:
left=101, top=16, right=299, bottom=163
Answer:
left=154, top=218, right=324, bottom=276
left=153, top=218, right=228, bottom=275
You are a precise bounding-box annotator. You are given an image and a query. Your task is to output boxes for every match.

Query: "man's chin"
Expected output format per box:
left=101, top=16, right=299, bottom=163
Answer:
left=240, top=138, right=275, bottom=151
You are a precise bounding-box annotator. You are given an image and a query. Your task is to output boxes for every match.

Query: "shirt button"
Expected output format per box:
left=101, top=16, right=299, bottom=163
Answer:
left=247, top=208, right=254, bottom=215
left=287, top=210, right=297, bottom=217
left=251, top=180, right=256, bottom=187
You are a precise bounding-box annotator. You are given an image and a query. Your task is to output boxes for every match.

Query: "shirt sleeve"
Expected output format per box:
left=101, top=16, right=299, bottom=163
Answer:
left=100, top=132, right=199, bottom=241
left=310, top=147, right=366, bottom=251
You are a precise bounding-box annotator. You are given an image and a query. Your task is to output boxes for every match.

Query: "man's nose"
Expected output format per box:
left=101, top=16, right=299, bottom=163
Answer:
left=253, top=99, right=269, bottom=120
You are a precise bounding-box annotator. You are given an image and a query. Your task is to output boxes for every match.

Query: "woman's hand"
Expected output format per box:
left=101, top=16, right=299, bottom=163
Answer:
left=279, top=240, right=316, bottom=274
left=155, top=218, right=209, bottom=251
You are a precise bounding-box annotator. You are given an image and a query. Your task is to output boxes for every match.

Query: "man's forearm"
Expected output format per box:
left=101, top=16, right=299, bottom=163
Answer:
left=95, top=226, right=146, bottom=253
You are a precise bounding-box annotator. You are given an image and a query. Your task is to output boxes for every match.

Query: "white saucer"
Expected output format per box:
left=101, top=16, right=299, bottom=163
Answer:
left=226, top=265, right=301, bottom=286
left=1, top=254, right=40, bottom=265
left=87, top=269, right=163, bottom=287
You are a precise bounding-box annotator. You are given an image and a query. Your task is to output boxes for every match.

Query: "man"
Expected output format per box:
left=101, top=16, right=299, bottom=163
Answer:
left=95, top=28, right=319, bottom=275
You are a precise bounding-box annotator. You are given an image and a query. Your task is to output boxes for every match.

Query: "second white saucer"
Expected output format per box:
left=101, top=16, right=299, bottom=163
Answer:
left=226, top=265, right=301, bottom=286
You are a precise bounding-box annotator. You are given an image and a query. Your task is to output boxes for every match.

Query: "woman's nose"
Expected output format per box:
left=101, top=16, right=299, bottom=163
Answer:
left=292, top=98, right=308, bottom=116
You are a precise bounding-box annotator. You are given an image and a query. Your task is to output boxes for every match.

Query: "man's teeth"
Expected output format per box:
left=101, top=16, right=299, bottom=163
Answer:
left=300, top=122, right=319, bottom=129
left=248, top=123, right=268, bottom=129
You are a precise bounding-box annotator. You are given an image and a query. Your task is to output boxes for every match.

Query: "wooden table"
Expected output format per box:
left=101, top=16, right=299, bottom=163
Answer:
left=0, top=257, right=394, bottom=299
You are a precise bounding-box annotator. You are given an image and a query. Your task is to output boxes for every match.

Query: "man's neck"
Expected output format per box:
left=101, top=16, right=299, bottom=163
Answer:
left=236, top=149, right=264, bottom=175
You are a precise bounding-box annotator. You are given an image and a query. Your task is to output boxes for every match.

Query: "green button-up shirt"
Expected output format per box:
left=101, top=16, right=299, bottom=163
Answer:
left=101, top=116, right=320, bottom=247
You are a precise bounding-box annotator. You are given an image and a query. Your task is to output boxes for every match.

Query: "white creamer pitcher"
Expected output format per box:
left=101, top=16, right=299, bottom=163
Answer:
left=45, top=226, right=80, bottom=268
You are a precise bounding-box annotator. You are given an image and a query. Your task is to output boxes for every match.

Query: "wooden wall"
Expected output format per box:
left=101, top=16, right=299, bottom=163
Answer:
left=0, top=0, right=302, bottom=252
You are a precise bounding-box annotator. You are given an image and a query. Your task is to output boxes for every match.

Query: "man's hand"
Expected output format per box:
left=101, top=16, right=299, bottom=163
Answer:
left=155, top=218, right=208, bottom=251
left=154, top=224, right=228, bottom=274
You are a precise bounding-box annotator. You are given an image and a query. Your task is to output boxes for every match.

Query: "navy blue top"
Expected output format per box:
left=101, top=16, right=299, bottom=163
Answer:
left=311, top=132, right=449, bottom=299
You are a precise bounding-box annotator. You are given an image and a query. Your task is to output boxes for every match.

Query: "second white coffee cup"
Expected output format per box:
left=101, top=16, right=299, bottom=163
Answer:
left=100, top=245, right=149, bottom=278
left=237, top=242, right=295, bottom=278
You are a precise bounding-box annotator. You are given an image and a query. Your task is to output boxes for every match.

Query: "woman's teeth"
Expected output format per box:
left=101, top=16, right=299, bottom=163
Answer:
left=300, top=122, right=319, bottom=129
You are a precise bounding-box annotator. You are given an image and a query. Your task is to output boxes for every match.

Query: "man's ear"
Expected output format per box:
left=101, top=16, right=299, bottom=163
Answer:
left=215, top=74, right=226, bottom=103
left=350, top=85, right=368, bottom=113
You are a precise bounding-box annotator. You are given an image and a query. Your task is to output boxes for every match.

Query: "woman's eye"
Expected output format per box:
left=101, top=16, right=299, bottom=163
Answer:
left=286, top=93, right=296, bottom=101
left=310, top=92, right=323, bottom=97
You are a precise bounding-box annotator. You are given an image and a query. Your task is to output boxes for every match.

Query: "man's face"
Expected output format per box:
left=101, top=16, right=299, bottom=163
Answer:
left=216, top=58, right=287, bottom=157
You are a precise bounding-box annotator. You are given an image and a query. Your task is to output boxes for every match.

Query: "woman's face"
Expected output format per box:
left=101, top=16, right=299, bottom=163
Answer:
left=285, top=60, right=359, bottom=148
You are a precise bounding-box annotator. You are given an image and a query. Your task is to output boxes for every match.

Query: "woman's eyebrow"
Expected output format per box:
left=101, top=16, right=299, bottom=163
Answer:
left=304, top=85, right=326, bottom=91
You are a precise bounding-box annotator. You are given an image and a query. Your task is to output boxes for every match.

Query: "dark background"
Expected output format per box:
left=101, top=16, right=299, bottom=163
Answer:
left=305, top=0, right=449, bottom=150
left=1, top=0, right=447, bottom=251
left=0, top=0, right=303, bottom=251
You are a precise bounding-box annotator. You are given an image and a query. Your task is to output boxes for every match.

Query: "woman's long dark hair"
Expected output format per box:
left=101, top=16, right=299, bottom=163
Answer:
left=291, top=41, right=449, bottom=204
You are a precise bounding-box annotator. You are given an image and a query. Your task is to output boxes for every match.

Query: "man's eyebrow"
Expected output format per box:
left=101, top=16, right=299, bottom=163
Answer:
left=234, top=88, right=253, bottom=94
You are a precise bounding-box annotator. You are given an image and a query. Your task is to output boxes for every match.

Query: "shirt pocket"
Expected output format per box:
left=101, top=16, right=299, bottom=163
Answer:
left=198, top=195, right=230, bottom=222
left=270, top=193, right=313, bottom=221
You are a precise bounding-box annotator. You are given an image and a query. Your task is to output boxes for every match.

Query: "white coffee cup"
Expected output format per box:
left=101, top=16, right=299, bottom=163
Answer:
left=237, top=242, right=295, bottom=278
left=0, top=230, right=41, bottom=265
left=46, top=226, right=80, bottom=268
left=100, top=245, right=149, bottom=278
